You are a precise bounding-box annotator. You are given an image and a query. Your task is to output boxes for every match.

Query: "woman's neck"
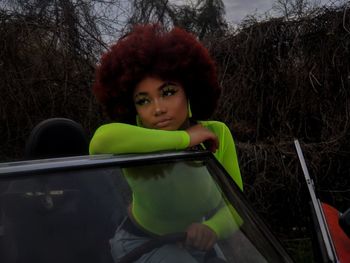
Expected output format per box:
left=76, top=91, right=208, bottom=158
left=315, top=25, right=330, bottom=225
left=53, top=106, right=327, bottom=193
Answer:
left=179, top=118, right=196, bottom=130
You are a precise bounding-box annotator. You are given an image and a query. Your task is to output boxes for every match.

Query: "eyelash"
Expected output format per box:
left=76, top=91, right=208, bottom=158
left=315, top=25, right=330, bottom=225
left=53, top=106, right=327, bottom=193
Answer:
left=161, top=86, right=177, bottom=97
left=134, top=84, right=178, bottom=106
left=135, top=97, right=150, bottom=106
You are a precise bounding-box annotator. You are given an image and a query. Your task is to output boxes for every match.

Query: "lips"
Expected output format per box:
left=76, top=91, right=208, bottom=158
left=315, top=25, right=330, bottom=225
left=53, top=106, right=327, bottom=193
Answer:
left=155, top=118, right=172, bottom=128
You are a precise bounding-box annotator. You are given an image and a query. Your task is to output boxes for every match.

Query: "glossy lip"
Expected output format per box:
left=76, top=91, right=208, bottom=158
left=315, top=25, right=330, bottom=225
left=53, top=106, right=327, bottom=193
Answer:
left=154, top=118, right=172, bottom=128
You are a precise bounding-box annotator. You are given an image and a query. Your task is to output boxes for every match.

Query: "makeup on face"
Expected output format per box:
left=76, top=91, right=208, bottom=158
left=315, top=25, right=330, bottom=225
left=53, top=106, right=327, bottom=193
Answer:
left=133, top=77, right=189, bottom=130
left=134, top=82, right=179, bottom=106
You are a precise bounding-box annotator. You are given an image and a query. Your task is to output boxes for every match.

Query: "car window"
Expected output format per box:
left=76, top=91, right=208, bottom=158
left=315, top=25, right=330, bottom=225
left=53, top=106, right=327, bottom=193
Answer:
left=124, top=160, right=273, bottom=262
left=0, top=152, right=293, bottom=263
left=0, top=166, right=126, bottom=263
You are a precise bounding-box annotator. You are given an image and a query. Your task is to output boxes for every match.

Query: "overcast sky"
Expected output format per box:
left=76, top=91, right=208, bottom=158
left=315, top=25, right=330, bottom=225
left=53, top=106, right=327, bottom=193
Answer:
left=223, top=0, right=276, bottom=24
left=170, top=0, right=281, bottom=25
left=224, top=0, right=334, bottom=24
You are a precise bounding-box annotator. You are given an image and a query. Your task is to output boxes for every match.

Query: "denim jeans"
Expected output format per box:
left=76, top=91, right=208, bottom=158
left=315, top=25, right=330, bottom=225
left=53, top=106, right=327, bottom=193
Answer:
left=110, top=218, right=205, bottom=263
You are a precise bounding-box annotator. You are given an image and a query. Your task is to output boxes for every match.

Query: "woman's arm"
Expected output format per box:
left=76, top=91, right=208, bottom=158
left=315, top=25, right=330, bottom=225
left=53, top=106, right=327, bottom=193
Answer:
left=203, top=202, right=243, bottom=239
left=187, top=122, right=243, bottom=247
left=212, top=122, right=243, bottom=191
left=89, top=123, right=190, bottom=154
left=186, top=203, right=243, bottom=250
left=89, top=122, right=220, bottom=155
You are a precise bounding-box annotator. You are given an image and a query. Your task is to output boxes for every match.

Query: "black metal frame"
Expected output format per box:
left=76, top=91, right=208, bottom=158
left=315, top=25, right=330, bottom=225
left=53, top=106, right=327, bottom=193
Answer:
left=0, top=151, right=210, bottom=178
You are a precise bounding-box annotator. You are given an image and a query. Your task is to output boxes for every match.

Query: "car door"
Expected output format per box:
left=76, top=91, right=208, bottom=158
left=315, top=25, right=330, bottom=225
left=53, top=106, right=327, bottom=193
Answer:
left=0, top=151, right=294, bottom=263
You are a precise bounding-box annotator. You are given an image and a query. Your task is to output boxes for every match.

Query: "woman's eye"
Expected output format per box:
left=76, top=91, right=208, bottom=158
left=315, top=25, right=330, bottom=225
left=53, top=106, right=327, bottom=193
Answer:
left=135, top=98, right=150, bottom=106
left=161, top=86, right=177, bottom=97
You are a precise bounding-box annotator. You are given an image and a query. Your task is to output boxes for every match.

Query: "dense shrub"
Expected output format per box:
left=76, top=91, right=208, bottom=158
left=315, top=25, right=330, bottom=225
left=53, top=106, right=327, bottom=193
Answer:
left=209, top=4, right=350, bottom=241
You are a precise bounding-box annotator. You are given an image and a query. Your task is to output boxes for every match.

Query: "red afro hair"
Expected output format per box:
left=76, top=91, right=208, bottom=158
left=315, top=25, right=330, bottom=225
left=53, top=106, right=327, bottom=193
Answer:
left=93, top=24, right=221, bottom=124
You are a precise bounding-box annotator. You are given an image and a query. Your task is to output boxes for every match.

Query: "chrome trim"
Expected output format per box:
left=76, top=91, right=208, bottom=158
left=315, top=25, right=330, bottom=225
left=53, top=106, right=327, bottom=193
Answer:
left=0, top=151, right=210, bottom=177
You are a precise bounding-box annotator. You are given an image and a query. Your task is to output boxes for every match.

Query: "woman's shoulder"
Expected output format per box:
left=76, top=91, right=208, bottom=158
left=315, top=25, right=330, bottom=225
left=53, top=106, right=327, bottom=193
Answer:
left=198, top=120, right=231, bottom=137
left=199, top=120, right=229, bottom=130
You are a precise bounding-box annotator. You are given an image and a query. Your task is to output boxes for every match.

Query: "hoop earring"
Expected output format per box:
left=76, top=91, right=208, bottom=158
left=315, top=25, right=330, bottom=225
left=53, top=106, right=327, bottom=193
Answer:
left=188, top=101, right=192, bottom=118
left=136, top=115, right=143, bottom=127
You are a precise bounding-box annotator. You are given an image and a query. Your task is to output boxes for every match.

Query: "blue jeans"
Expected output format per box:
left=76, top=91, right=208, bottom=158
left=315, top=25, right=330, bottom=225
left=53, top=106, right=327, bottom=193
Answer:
left=110, top=218, right=206, bottom=263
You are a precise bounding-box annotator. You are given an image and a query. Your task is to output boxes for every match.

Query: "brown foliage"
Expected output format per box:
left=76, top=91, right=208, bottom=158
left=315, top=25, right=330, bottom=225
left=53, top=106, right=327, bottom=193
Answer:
left=212, top=7, right=350, bottom=143
left=0, top=11, right=103, bottom=161
left=208, top=4, right=350, bottom=237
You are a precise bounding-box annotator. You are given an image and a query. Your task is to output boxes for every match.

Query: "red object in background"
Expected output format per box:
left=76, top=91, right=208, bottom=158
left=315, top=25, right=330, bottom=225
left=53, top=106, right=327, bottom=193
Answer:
left=322, top=203, right=350, bottom=262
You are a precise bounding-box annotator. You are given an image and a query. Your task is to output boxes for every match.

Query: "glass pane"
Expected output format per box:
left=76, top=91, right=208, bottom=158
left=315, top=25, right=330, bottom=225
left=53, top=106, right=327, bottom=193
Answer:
left=120, top=160, right=271, bottom=262
left=0, top=156, right=292, bottom=263
left=0, top=166, right=130, bottom=263
left=206, top=158, right=292, bottom=262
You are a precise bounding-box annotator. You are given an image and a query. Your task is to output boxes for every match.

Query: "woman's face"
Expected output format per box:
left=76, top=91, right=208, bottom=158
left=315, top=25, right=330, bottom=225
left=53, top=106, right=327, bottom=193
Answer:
left=133, top=77, right=189, bottom=130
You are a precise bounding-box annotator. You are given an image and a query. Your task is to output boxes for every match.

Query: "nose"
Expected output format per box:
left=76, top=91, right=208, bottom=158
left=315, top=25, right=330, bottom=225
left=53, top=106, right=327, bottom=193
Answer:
left=153, top=99, right=166, bottom=116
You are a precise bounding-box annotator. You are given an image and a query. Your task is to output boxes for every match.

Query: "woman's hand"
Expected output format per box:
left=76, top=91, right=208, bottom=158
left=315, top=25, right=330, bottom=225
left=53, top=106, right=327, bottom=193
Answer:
left=186, top=124, right=219, bottom=152
left=185, top=223, right=218, bottom=251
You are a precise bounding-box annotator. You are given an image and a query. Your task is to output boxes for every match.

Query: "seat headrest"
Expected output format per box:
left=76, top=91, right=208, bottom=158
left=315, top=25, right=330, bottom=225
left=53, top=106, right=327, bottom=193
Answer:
left=25, top=118, right=89, bottom=159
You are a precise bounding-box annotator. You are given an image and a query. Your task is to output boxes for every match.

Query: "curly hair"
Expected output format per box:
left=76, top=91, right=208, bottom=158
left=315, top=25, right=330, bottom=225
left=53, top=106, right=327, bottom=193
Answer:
left=93, top=24, right=221, bottom=124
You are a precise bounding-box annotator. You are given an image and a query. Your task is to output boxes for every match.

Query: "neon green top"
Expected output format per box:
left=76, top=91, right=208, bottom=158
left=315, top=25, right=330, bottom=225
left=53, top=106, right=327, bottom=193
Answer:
left=89, top=120, right=243, bottom=238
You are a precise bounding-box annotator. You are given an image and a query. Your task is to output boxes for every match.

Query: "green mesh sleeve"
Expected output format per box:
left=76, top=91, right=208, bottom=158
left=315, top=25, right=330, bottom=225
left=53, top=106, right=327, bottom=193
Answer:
left=89, top=123, right=190, bottom=154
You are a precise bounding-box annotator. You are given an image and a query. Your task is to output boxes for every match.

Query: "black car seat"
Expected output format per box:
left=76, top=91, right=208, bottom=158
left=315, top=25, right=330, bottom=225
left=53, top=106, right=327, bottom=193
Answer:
left=2, top=118, right=123, bottom=263
left=24, top=117, right=89, bottom=159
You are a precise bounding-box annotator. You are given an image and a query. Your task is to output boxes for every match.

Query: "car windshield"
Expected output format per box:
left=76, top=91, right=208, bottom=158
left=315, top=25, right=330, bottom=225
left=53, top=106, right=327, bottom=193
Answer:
left=0, top=151, right=293, bottom=263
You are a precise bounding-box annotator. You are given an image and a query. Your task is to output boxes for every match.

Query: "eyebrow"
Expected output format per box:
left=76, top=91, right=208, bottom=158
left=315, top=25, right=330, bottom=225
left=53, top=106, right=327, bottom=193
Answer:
left=134, top=82, right=178, bottom=98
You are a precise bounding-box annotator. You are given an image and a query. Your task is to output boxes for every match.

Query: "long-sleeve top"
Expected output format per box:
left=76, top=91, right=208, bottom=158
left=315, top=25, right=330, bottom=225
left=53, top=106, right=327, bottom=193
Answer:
left=89, top=120, right=243, bottom=238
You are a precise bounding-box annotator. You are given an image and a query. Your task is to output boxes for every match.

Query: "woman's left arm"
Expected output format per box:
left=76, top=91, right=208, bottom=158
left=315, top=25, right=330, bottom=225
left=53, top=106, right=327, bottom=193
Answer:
left=185, top=202, right=243, bottom=249
left=214, top=122, right=243, bottom=191
left=194, top=122, right=244, bottom=242
left=202, top=202, right=243, bottom=239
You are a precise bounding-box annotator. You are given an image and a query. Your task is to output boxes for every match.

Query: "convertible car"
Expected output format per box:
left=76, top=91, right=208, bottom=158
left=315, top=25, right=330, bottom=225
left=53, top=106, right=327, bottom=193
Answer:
left=0, top=118, right=348, bottom=262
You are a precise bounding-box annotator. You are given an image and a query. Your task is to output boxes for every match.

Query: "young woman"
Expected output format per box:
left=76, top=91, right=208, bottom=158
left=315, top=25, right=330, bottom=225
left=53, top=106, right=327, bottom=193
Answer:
left=90, top=24, right=243, bottom=263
